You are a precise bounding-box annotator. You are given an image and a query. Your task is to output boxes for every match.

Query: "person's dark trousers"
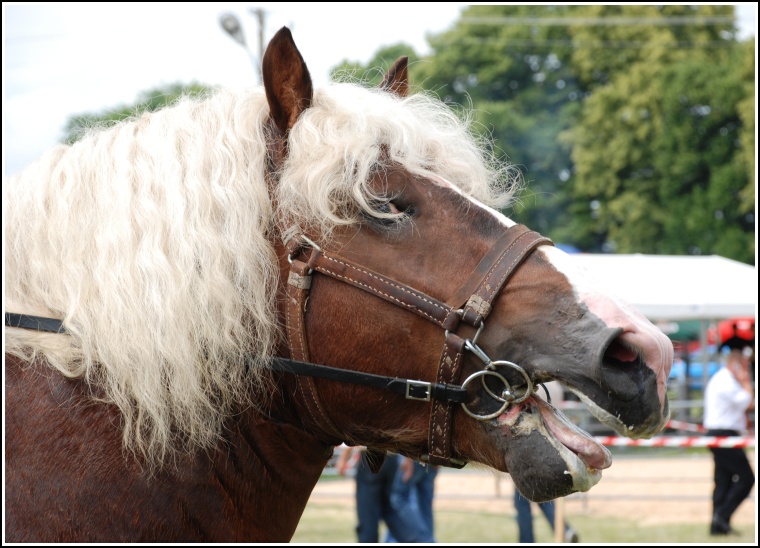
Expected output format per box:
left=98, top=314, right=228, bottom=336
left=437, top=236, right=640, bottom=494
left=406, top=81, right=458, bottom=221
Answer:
left=707, top=429, right=756, bottom=534
left=515, top=491, right=561, bottom=543
left=355, top=452, right=426, bottom=543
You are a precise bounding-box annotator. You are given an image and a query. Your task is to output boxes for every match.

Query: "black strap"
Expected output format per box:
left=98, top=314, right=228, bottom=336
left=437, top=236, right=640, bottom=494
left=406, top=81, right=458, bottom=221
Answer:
left=269, top=357, right=467, bottom=404
left=5, top=313, right=67, bottom=334
left=3, top=312, right=467, bottom=405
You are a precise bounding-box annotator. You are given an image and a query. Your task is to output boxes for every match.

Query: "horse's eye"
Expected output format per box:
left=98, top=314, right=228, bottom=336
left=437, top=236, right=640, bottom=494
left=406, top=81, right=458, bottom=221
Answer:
left=364, top=200, right=414, bottom=229
left=376, top=202, right=400, bottom=215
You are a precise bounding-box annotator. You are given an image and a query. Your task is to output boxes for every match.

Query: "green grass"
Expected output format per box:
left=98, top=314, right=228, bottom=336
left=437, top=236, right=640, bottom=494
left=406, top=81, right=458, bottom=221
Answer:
left=292, top=502, right=757, bottom=544
left=297, top=448, right=757, bottom=543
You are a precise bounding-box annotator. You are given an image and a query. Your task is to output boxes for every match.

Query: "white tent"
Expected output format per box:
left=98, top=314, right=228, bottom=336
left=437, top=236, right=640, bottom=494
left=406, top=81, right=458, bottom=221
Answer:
left=567, top=254, right=757, bottom=322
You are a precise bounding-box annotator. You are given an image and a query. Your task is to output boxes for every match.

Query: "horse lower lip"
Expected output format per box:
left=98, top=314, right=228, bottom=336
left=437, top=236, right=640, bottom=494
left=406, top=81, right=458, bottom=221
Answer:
left=494, top=397, right=611, bottom=471
left=537, top=399, right=612, bottom=470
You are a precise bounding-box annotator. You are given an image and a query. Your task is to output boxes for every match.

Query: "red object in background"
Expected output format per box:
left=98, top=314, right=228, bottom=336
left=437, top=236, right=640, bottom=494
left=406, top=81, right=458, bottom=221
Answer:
left=672, top=318, right=755, bottom=356
left=708, top=317, right=755, bottom=345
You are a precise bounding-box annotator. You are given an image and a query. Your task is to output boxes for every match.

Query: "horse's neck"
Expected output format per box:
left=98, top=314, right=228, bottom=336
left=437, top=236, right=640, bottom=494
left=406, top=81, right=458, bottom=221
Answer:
left=215, top=398, right=335, bottom=540
left=5, top=354, right=332, bottom=542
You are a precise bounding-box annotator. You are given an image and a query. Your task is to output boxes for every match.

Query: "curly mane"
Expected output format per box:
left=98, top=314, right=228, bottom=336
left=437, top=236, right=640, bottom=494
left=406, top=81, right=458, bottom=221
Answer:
left=4, top=82, right=518, bottom=465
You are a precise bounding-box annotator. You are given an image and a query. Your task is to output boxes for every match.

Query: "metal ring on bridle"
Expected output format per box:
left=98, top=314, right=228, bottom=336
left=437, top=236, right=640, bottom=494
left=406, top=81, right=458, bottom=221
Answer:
left=300, top=235, right=322, bottom=251
left=462, top=339, right=535, bottom=407
left=459, top=370, right=515, bottom=421
left=287, top=235, right=322, bottom=271
left=481, top=360, right=534, bottom=405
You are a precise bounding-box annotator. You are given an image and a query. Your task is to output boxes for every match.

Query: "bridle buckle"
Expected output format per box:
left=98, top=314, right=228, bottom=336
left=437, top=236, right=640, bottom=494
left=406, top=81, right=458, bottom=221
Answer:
left=406, top=380, right=432, bottom=401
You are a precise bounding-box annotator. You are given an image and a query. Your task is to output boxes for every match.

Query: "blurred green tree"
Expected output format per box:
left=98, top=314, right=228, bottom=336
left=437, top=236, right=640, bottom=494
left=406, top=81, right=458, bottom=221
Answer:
left=63, top=82, right=214, bottom=145
left=332, top=5, right=753, bottom=263
left=330, top=43, right=420, bottom=87
left=566, top=9, right=753, bottom=262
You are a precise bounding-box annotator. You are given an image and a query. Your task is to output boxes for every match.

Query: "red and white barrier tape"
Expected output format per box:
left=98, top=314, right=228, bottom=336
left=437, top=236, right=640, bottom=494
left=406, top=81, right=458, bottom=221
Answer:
left=665, top=419, right=707, bottom=433
left=594, top=435, right=755, bottom=448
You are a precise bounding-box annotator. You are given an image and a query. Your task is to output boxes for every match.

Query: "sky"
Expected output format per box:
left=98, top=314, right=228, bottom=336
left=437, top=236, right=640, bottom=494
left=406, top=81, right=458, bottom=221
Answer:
left=3, top=3, right=757, bottom=178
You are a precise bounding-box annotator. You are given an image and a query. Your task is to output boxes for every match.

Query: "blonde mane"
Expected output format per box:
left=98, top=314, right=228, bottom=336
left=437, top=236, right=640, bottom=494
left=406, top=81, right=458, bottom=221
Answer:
left=4, top=82, right=518, bottom=465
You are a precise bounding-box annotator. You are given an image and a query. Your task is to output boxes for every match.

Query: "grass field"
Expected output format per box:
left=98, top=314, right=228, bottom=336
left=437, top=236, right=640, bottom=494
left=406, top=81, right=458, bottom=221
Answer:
left=292, top=450, right=757, bottom=544
left=292, top=502, right=757, bottom=544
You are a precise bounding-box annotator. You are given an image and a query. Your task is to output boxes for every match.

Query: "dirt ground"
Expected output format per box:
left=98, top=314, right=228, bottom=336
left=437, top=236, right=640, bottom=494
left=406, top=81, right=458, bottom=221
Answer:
left=308, top=451, right=757, bottom=527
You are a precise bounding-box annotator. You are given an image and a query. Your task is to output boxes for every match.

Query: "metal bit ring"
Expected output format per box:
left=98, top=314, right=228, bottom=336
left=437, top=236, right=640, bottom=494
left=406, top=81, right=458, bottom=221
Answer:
left=460, top=370, right=513, bottom=420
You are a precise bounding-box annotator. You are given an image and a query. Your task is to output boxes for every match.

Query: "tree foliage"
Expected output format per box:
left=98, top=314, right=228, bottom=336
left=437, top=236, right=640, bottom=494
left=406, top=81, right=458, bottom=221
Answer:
left=63, top=82, right=214, bottom=145
left=417, top=5, right=583, bottom=236
left=330, top=43, right=421, bottom=87
left=565, top=7, right=753, bottom=262
left=330, top=5, right=754, bottom=264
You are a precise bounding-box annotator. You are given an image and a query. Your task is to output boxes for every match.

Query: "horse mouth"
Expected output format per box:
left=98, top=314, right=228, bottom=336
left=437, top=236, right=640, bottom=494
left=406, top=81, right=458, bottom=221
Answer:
left=496, top=394, right=612, bottom=495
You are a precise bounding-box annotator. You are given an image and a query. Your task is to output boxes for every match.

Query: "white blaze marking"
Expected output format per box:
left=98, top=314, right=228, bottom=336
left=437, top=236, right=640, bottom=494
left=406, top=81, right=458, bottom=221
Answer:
left=428, top=174, right=516, bottom=227
left=434, top=175, right=672, bottom=412
left=538, top=242, right=673, bottom=411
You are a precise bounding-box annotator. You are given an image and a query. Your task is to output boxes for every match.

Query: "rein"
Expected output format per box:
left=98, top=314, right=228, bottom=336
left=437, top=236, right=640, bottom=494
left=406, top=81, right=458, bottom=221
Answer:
left=5, top=313, right=68, bottom=333
left=3, top=313, right=467, bottom=403
left=5, top=224, right=552, bottom=469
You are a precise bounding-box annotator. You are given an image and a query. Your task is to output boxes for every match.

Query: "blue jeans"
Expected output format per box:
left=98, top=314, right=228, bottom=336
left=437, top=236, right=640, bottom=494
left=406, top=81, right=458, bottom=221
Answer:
left=355, top=452, right=429, bottom=543
left=385, top=455, right=438, bottom=543
left=514, top=491, right=569, bottom=543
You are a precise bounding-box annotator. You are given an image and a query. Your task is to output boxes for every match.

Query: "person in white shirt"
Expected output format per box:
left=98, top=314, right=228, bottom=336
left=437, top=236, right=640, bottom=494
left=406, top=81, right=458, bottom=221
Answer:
left=703, top=338, right=755, bottom=536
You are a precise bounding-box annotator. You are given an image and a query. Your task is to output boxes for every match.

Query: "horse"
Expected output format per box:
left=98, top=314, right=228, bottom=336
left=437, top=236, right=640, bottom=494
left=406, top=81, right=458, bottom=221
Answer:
left=4, top=27, right=673, bottom=542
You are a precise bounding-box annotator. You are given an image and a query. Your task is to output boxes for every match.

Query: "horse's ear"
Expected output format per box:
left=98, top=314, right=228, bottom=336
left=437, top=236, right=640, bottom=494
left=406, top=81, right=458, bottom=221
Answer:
left=262, top=27, right=313, bottom=136
left=378, top=56, right=409, bottom=98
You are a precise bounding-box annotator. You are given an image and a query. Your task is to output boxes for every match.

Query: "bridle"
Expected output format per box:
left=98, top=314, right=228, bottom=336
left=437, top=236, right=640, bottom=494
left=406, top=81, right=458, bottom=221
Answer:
left=4, top=224, right=552, bottom=468
left=278, top=222, right=552, bottom=467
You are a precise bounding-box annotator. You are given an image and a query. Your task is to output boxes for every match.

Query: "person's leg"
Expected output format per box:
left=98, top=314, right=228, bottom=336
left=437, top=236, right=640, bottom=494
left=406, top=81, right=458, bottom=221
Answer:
left=380, top=455, right=426, bottom=543
left=536, top=499, right=579, bottom=542
left=388, top=455, right=415, bottom=511
left=714, top=447, right=755, bottom=525
left=710, top=446, right=736, bottom=535
left=386, top=488, right=421, bottom=543
left=385, top=455, right=410, bottom=543
left=710, top=447, right=731, bottom=519
left=514, top=490, right=535, bottom=543
left=536, top=500, right=556, bottom=531
left=355, top=454, right=383, bottom=543
left=415, top=464, right=438, bottom=542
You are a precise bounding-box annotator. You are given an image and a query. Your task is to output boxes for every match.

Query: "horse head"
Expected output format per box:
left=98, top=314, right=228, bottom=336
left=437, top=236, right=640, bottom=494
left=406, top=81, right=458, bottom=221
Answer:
left=263, top=27, right=672, bottom=502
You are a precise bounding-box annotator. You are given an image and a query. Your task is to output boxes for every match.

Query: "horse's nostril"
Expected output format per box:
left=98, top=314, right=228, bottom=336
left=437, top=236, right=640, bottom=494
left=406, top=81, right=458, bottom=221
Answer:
left=604, top=336, right=639, bottom=364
